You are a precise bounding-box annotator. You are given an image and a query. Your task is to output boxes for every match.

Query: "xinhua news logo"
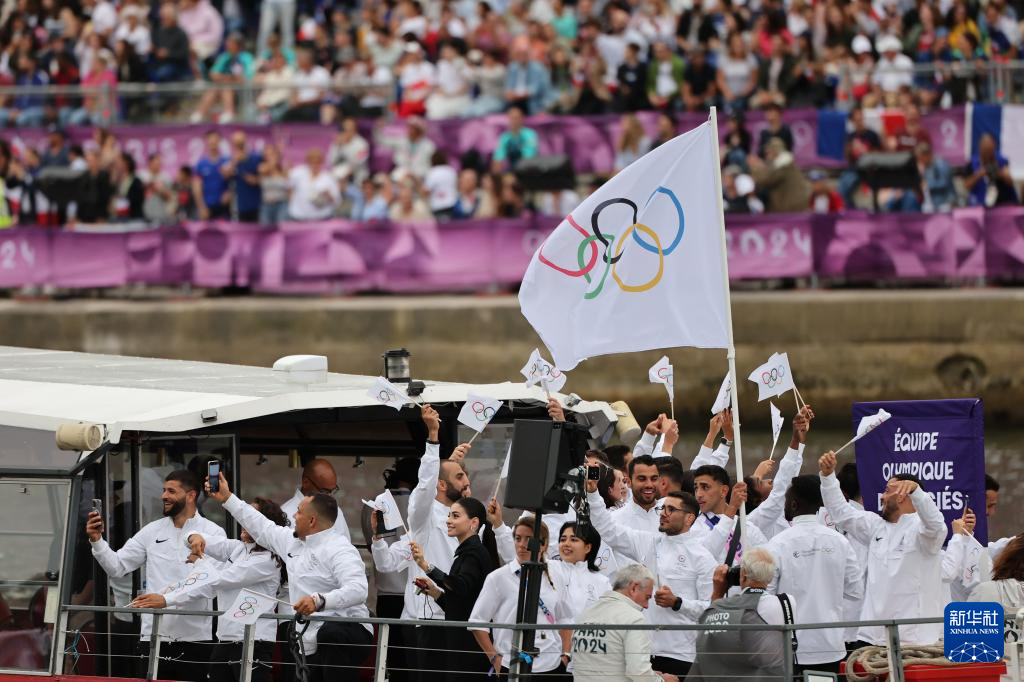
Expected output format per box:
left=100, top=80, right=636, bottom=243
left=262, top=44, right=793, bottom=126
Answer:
left=944, top=602, right=1004, bottom=663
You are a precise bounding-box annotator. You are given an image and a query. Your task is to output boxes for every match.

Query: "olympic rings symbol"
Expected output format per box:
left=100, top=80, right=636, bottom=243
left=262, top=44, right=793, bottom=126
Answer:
left=162, top=572, right=208, bottom=593
left=471, top=401, right=496, bottom=422
left=656, top=368, right=672, bottom=381
left=378, top=389, right=399, bottom=402
left=529, top=362, right=562, bottom=380
left=538, top=186, right=684, bottom=299
left=233, top=597, right=258, bottom=618
left=760, top=366, right=787, bottom=388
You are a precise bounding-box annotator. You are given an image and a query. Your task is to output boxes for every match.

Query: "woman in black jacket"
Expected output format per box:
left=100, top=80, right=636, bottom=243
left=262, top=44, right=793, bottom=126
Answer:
left=412, top=497, right=497, bottom=681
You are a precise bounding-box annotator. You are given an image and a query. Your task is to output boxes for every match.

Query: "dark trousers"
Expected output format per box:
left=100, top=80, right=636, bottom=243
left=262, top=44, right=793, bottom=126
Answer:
left=275, top=621, right=296, bottom=682
left=110, top=618, right=139, bottom=678
left=137, top=640, right=214, bottom=682
left=652, top=655, right=692, bottom=678
left=208, top=640, right=274, bottom=682
left=376, top=595, right=411, bottom=682
left=308, top=621, right=374, bottom=682
left=415, top=625, right=448, bottom=682
left=795, top=659, right=843, bottom=679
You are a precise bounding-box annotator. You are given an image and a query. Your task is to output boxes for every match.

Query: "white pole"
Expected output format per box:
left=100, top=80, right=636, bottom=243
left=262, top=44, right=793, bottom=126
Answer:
left=709, top=107, right=747, bottom=539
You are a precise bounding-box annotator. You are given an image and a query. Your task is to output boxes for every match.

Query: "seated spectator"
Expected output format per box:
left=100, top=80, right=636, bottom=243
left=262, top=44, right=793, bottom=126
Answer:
left=254, top=51, right=294, bottom=122
left=256, top=32, right=296, bottom=70
left=572, top=54, right=613, bottom=115
left=465, top=49, right=507, bottom=117
left=193, top=130, right=231, bottom=220
left=335, top=53, right=392, bottom=119
left=0, top=53, right=50, bottom=128
left=327, top=118, right=370, bottom=184
left=65, top=50, right=117, bottom=126
left=614, top=113, right=650, bottom=173
left=423, top=151, right=457, bottom=219
left=717, top=32, right=759, bottom=113
left=451, top=168, right=482, bottom=219
left=893, top=104, right=932, bottom=151
left=753, top=35, right=797, bottom=108
left=504, top=45, right=551, bottom=115
left=288, top=148, right=340, bottom=221
left=887, top=141, right=956, bottom=213
left=749, top=137, right=811, bottom=212
left=649, top=111, right=677, bottom=150
left=837, top=106, right=881, bottom=208
left=389, top=179, right=433, bottom=221
left=39, top=127, right=70, bottom=169
left=257, top=145, right=289, bottom=226
left=283, top=48, right=331, bottom=123
left=223, top=132, right=262, bottom=222
left=359, top=174, right=394, bottom=221
left=491, top=106, right=538, bottom=172
left=843, top=35, right=876, bottom=104
left=682, top=47, right=718, bottom=111
left=388, top=116, right=436, bottom=181
left=395, top=41, right=436, bottom=118
left=872, top=34, right=914, bottom=99
left=616, top=42, right=649, bottom=112
left=150, top=3, right=192, bottom=83
left=110, top=152, right=145, bottom=221
left=114, top=39, right=147, bottom=87
left=367, top=26, right=403, bottom=71
left=724, top=167, right=765, bottom=214
left=966, top=133, right=1019, bottom=207
left=646, top=40, right=684, bottom=111
left=141, top=153, right=177, bottom=224
left=178, top=0, right=224, bottom=63
left=113, top=5, right=152, bottom=58
left=808, top=170, right=844, bottom=213
left=497, top=175, right=527, bottom=217
left=723, top=111, right=752, bottom=170
left=426, top=43, right=472, bottom=120
left=191, top=33, right=254, bottom=124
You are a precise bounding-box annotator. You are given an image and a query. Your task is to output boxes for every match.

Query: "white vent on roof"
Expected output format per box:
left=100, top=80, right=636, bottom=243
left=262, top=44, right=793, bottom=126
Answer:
left=273, top=355, right=328, bottom=385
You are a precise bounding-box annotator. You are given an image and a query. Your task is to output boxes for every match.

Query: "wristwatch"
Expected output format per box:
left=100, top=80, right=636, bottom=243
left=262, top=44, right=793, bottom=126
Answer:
left=672, top=597, right=683, bottom=612
left=720, top=437, right=732, bottom=447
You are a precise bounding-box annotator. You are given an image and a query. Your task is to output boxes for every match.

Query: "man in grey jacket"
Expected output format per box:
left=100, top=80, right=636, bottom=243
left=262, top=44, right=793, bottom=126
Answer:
left=570, top=564, right=680, bottom=682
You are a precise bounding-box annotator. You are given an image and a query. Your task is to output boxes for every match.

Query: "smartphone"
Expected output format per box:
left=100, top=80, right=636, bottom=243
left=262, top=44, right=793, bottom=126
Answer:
left=91, top=498, right=102, bottom=516
left=208, top=461, right=221, bottom=493
left=963, top=493, right=970, bottom=514
left=587, top=465, right=601, bottom=481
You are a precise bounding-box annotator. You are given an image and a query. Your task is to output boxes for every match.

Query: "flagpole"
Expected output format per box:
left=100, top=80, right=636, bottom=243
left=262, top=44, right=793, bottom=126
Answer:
left=709, top=106, right=747, bottom=538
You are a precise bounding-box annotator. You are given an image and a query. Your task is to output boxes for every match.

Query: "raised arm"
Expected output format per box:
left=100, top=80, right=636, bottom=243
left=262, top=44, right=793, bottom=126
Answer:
left=748, top=444, right=804, bottom=534
left=408, top=406, right=442, bottom=542
left=909, top=485, right=947, bottom=555
left=585, top=489, right=655, bottom=567
left=818, top=451, right=878, bottom=546
left=487, top=499, right=515, bottom=565
left=371, top=537, right=413, bottom=574
left=632, top=415, right=665, bottom=459
left=222, top=494, right=295, bottom=558
left=185, top=532, right=244, bottom=563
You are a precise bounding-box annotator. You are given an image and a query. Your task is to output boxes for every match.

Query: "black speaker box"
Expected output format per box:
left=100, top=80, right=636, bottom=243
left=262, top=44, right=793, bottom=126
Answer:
left=856, top=151, right=920, bottom=190
left=513, top=155, right=577, bottom=192
left=504, top=419, right=589, bottom=513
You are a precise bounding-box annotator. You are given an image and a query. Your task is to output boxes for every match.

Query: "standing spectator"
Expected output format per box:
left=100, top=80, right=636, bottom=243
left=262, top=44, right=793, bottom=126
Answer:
left=257, top=145, right=289, bottom=225
left=966, top=133, right=1019, bottom=207
left=389, top=180, right=433, bottom=221
left=616, top=42, right=649, bottom=112
left=646, top=40, right=684, bottom=111
left=451, top=167, right=481, bottom=219
left=572, top=56, right=613, bottom=115
left=389, top=117, right=436, bottom=180
left=254, top=51, right=294, bottom=122
left=872, top=34, right=914, bottom=99
left=491, top=106, right=538, bottom=172
left=177, top=0, right=224, bottom=63
left=74, top=149, right=113, bottom=224
left=614, top=113, right=650, bottom=172
left=504, top=45, right=551, bottom=115
left=682, top=47, right=718, bottom=111
left=395, top=42, right=436, bottom=118
left=257, top=0, right=295, bottom=57
left=716, top=32, right=758, bottom=112
left=150, top=3, right=192, bottom=83
left=288, top=148, right=340, bottom=221
left=464, top=49, right=507, bottom=117
left=173, top=166, right=197, bottom=220
left=887, top=142, right=957, bottom=212
left=723, top=112, right=752, bottom=170
left=808, top=170, right=844, bottom=213
left=345, top=53, right=393, bottom=119
left=110, top=152, right=145, bottom=221
left=837, top=106, right=881, bottom=208
left=39, top=127, right=70, bottom=169
left=141, top=153, right=176, bottom=225
left=113, top=6, right=152, bottom=58
left=193, top=130, right=231, bottom=220
left=66, top=50, right=117, bottom=126
left=423, top=151, right=457, bottom=219
left=0, top=53, right=49, bottom=127
left=327, top=118, right=370, bottom=184
left=114, top=39, right=147, bottom=87
left=223, top=132, right=262, bottom=222
left=893, top=104, right=932, bottom=151
left=426, top=43, right=472, bottom=120
left=283, top=48, right=331, bottom=122
left=749, top=137, right=811, bottom=213
left=191, top=33, right=254, bottom=124
left=359, top=174, right=393, bottom=221
left=753, top=35, right=797, bottom=108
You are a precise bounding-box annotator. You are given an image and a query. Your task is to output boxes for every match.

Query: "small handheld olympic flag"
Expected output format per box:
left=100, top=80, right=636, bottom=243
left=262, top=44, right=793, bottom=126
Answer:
left=521, top=349, right=567, bottom=396
left=368, top=377, right=410, bottom=411
left=834, top=408, right=892, bottom=455
left=224, top=588, right=281, bottom=626
left=458, top=394, right=503, bottom=434
left=747, top=352, right=796, bottom=402
left=648, top=356, right=675, bottom=417
left=490, top=443, right=513, bottom=501
left=362, top=489, right=408, bottom=533
left=711, top=373, right=731, bottom=415
left=768, top=402, right=784, bottom=461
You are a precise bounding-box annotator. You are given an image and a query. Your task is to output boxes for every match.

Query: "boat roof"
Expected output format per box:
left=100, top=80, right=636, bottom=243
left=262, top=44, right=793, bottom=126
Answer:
left=0, top=346, right=616, bottom=445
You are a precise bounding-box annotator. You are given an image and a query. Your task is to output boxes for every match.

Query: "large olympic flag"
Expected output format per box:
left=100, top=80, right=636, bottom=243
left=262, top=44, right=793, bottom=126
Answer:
left=518, top=120, right=730, bottom=370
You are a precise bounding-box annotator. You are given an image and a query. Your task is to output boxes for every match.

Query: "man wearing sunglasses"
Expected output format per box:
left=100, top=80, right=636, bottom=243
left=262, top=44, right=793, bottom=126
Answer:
left=586, top=480, right=720, bottom=678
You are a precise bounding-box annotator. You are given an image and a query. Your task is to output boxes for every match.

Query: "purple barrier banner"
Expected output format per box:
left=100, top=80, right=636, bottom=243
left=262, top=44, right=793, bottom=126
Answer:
left=853, top=398, right=986, bottom=544
left=2, top=207, right=1022, bottom=292
left=2, top=107, right=965, bottom=176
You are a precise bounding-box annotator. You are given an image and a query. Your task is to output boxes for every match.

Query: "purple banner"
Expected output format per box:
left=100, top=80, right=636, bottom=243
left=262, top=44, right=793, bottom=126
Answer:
left=2, top=207, right=1023, bottom=292
left=853, top=399, right=986, bottom=544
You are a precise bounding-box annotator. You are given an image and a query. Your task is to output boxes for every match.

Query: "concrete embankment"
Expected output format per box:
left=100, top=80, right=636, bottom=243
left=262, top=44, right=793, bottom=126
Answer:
left=1, top=289, right=1022, bottom=426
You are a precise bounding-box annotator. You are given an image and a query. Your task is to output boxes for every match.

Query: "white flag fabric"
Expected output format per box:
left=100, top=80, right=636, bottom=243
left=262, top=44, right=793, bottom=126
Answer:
left=520, top=348, right=568, bottom=392
left=770, top=402, right=784, bottom=447
left=747, top=352, right=796, bottom=401
left=518, top=122, right=729, bottom=370
left=856, top=409, right=892, bottom=438
left=711, top=373, right=731, bottom=414
left=376, top=489, right=406, bottom=531
left=368, top=376, right=409, bottom=411
left=457, top=394, right=503, bottom=433
left=161, top=563, right=218, bottom=595
left=648, top=355, right=674, bottom=401
left=499, top=443, right=512, bottom=479
left=223, top=588, right=277, bottom=626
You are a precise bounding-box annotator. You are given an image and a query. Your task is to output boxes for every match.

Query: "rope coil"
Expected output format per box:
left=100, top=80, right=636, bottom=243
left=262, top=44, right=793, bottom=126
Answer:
left=845, top=645, right=976, bottom=681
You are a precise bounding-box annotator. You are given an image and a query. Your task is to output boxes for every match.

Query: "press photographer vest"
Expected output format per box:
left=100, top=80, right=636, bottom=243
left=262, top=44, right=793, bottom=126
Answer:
left=686, top=588, right=793, bottom=682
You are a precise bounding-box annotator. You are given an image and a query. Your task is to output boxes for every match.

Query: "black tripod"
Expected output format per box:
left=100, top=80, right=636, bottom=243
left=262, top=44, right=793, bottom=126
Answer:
left=509, top=507, right=546, bottom=681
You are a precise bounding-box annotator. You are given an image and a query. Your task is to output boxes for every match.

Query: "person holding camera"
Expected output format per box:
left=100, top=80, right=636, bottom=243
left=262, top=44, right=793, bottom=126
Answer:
left=585, top=479, right=721, bottom=677
left=686, top=548, right=794, bottom=682
left=86, top=470, right=226, bottom=682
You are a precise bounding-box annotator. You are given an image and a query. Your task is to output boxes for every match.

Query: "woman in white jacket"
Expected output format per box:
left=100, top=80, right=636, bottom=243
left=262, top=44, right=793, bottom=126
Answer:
left=131, top=498, right=288, bottom=682
left=549, top=521, right=611, bottom=622
left=970, top=535, right=1024, bottom=611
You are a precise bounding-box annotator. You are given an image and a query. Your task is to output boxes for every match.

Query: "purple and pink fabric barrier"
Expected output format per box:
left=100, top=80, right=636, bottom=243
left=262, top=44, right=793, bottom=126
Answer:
left=2, top=207, right=1023, bottom=291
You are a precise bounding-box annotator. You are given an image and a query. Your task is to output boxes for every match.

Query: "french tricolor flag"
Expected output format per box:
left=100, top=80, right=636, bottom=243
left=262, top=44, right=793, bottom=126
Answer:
left=969, top=103, right=1024, bottom=178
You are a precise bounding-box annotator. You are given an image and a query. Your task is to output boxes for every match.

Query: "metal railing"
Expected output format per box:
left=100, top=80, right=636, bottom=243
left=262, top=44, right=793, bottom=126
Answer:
left=48, top=604, right=996, bottom=682
left=834, top=59, right=1024, bottom=107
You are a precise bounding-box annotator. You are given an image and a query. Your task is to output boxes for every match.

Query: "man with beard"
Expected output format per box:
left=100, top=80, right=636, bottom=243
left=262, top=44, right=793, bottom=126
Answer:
left=86, top=470, right=225, bottom=681
left=819, top=450, right=946, bottom=648
left=611, top=454, right=662, bottom=532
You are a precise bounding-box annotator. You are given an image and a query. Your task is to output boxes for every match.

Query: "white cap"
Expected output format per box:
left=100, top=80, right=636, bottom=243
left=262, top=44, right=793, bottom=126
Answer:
left=877, top=35, right=902, bottom=53
left=736, top=174, right=756, bottom=196
left=852, top=35, right=873, bottom=55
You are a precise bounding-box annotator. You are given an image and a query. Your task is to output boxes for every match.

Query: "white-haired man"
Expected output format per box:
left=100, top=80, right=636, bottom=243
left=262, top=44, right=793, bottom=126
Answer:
left=686, top=547, right=794, bottom=681
left=570, top=564, right=679, bottom=682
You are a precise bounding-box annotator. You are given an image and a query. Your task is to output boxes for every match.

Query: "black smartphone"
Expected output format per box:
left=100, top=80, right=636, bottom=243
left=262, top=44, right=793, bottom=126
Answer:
left=963, top=493, right=970, bottom=514
left=208, top=461, right=221, bottom=493
left=587, top=465, right=601, bottom=481
left=91, top=498, right=102, bottom=516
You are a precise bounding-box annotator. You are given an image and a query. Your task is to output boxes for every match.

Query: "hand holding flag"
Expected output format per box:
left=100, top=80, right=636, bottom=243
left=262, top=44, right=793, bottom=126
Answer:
left=368, top=377, right=411, bottom=411
left=747, top=352, right=797, bottom=403
left=711, top=373, right=731, bottom=415
left=457, top=394, right=503, bottom=443
left=521, top=348, right=567, bottom=397
left=834, top=408, right=892, bottom=455
left=648, top=355, right=675, bottom=417
left=362, top=489, right=408, bottom=534
left=768, top=402, right=784, bottom=461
